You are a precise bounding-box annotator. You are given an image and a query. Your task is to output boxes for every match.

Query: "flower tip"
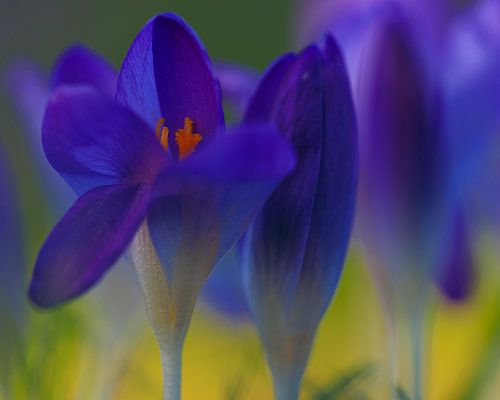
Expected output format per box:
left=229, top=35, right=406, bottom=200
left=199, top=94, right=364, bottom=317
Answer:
left=320, top=32, right=342, bottom=58
left=28, top=279, right=55, bottom=309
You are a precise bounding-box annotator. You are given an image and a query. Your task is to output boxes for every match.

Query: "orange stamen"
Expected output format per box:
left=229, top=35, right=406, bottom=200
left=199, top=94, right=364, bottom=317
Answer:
left=175, top=117, right=203, bottom=159
left=155, top=117, right=165, bottom=140
left=160, top=126, right=169, bottom=151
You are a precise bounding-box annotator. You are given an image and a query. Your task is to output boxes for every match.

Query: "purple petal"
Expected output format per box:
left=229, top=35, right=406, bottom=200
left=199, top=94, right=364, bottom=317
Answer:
left=29, top=184, right=150, bottom=307
left=43, top=86, right=167, bottom=195
left=245, top=46, right=324, bottom=297
left=115, top=18, right=159, bottom=131
left=299, top=36, right=357, bottom=305
left=147, top=122, right=295, bottom=286
left=50, top=45, right=117, bottom=97
left=117, top=13, right=224, bottom=159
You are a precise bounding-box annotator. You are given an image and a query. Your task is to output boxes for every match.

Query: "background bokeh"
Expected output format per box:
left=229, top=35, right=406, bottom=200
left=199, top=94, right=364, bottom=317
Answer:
left=0, top=1, right=499, bottom=399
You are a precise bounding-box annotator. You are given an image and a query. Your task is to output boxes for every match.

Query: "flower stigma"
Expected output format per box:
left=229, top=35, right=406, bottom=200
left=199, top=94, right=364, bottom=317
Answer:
left=155, top=116, right=203, bottom=159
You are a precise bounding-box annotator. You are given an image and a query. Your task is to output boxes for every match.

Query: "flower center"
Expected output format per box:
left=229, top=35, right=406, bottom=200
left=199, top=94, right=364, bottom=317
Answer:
left=156, top=117, right=203, bottom=159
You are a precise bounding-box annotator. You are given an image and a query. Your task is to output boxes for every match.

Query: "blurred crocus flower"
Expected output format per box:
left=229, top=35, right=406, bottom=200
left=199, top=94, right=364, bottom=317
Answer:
left=5, top=46, right=117, bottom=212
left=215, top=62, right=258, bottom=120
left=0, top=146, right=25, bottom=378
left=242, top=36, right=357, bottom=400
left=442, top=0, right=500, bottom=233
left=294, top=0, right=480, bottom=303
left=28, top=12, right=295, bottom=399
left=353, top=8, right=475, bottom=398
left=356, top=9, right=455, bottom=300
left=295, top=0, right=471, bottom=49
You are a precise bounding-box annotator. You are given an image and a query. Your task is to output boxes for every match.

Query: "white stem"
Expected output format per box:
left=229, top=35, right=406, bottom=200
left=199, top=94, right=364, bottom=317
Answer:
left=273, top=372, right=301, bottom=400
left=161, top=343, right=183, bottom=400
left=131, top=223, right=197, bottom=400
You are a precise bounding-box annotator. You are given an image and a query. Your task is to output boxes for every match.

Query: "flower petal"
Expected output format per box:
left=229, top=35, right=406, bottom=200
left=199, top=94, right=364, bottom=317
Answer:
left=116, top=13, right=224, bottom=159
left=298, top=36, right=357, bottom=305
left=29, top=184, right=150, bottom=307
left=50, top=45, right=117, bottom=97
left=43, top=86, right=167, bottom=195
left=147, top=123, right=295, bottom=289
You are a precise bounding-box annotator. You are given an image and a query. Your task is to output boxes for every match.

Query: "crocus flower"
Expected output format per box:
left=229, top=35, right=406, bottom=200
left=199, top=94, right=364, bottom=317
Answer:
left=28, top=13, right=295, bottom=400
left=242, top=35, right=357, bottom=400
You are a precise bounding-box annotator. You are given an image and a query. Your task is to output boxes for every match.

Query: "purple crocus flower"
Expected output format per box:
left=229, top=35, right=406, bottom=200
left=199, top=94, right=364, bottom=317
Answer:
left=27, top=13, right=295, bottom=399
left=242, top=35, right=357, bottom=400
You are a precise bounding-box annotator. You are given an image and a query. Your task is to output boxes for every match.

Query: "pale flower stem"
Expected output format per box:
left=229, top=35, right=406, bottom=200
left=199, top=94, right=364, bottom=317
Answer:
left=273, top=375, right=301, bottom=400
left=160, top=343, right=183, bottom=400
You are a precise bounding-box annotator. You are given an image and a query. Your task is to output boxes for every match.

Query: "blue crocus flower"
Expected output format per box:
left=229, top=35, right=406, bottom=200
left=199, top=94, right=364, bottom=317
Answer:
left=28, top=13, right=295, bottom=399
left=242, top=36, right=357, bottom=400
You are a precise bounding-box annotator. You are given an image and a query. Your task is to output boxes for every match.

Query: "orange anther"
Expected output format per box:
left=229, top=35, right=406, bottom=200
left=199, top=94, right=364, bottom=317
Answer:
left=175, top=117, right=203, bottom=159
